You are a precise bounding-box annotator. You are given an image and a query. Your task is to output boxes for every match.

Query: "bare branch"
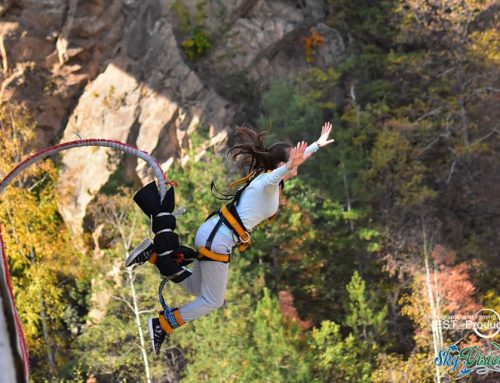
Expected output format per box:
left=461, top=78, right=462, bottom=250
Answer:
left=126, top=213, right=138, bottom=250
left=56, top=0, right=78, bottom=66
left=0, top=34, right=8, bottom=73
left=112, top=295, right=136, bottom=314
left=414, top=107, right=442, bottom=123
left=0, top=67, right=23, bottom=103
left=27, top=173, right=49, bottom=192
left=476, top=128, right=500, bottom=143
left=446, top=161, right=456, bottom=184
left=138, top=309, right=157, bottom=315
left=417, top=130, right=450, bottom=158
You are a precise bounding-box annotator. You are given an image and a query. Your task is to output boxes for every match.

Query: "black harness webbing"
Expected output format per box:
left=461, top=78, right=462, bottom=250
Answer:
left=205, top=216, right=224, bottom=251
left=201, top=171, right=284, bottom=261
left=203, top=172, right=258, bottom=255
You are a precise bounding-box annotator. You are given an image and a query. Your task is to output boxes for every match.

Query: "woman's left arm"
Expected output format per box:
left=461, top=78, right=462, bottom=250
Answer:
left=292, top=122, right=335, bottom=164
left=315, top=121, right=335, bottom=149
left=286, top=122, right=335, bottom=177
left=264, top=122, right=335, bottom=185
left=295, top=121, right=335, bottom=158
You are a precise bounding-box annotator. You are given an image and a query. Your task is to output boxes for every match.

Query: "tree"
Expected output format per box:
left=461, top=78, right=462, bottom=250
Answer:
left=80, top=192, right=155, bottom=382
left=0, top=104, right=88, bottom=381
left=309, top=320, right=372, bottom=383
left=308, top=272, right=388, bottom=383
left=345, top=271, right=387, bottom=346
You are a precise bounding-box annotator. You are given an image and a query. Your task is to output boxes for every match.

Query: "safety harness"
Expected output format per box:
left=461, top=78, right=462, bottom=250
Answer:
left=198, top=170, right=282, bottom=263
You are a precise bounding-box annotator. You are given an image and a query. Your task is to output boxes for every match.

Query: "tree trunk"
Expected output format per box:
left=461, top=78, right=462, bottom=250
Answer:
left=422, top=223, right=442, bottom=383
left=127, top=268, right=151, bottom=383
left=39, top=297, right=56, bottom=382
left=342, top=169, right=354, bottom=232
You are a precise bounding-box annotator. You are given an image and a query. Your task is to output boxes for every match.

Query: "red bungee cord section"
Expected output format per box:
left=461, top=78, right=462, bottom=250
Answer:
left=0, top=139, right=168, bottom=383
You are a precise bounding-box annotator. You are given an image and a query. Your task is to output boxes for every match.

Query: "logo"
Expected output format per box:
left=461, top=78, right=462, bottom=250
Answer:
left=434, top=342, right=500, bottom=379
left=432, top=308, right=500, bottom=337
left=472, top=309, right=500, bottom=339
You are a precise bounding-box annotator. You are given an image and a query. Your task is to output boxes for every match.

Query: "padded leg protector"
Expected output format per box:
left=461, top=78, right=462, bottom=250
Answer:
left=152, top=214, right=176, bottom=234
left=155, top=255, right=192, bottom=283
left=154, top=232, right=180, bottom=255
left=133, top=182, right=176, bottom=216
left=171, top=246, right=198, bottom=267
left=133, top=181, right=162, bottom=216
left=161, top=186, right=175, bottom=213
left=158, top=308, right=186, bottom=333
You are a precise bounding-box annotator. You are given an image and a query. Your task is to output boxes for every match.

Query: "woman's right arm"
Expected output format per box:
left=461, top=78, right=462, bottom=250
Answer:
left=262, top=163, right=292, bottom=189
left=262, top=141, right=310, bottom=190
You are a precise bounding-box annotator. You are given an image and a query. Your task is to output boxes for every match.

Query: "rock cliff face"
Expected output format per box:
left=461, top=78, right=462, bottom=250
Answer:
left=0, top=0, right=346, bottom=233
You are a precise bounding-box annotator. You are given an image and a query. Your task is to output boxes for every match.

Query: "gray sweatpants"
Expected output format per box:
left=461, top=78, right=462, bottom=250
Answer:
left=178, top=216, right=235, bottom=321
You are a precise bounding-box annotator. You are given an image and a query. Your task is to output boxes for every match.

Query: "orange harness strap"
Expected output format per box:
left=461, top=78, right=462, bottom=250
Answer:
left=158, top=308, right=186, bottom=334
left=202, top=170, right=284, bottom=261
left=220, top=205, right=252, bottom=252
left=198, top=246, right=230, bottom=263
left=159, top=313, right=174, bottom=334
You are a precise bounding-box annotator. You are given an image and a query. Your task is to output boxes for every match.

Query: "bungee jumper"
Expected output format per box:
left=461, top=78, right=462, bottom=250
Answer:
left=126, top=122, right=335, bottom=354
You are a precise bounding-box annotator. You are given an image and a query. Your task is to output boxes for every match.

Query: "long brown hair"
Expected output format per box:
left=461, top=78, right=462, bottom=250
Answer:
left=227, top=125, right=292, bottom=173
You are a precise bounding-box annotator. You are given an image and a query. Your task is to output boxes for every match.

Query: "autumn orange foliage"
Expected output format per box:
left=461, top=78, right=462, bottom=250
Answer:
left=301, top=30, right=326, bottom=64
left=278, top=290, right=313, bottom=331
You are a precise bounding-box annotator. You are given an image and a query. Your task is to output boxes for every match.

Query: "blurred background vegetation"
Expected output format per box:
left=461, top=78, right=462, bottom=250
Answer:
left=0, top=0, right=498, bottom=382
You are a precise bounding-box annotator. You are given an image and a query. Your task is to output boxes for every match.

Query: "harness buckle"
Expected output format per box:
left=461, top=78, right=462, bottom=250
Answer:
left=239, top=231, right=251, bottom=243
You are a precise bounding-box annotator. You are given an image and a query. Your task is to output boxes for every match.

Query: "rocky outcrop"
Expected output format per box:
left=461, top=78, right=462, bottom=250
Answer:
left=1, top=0, right=346, bottom=234
left=195, top=1, right=346, bottom=87
left=0, top=0, right=125, bottom=145
left=56, top=61, right=141, bottom=233
left=57, top=3, right=235, bottom=233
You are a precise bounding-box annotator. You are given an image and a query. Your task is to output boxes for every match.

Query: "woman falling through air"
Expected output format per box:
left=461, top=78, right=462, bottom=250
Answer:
left=125, top=122, right=335, bottom=354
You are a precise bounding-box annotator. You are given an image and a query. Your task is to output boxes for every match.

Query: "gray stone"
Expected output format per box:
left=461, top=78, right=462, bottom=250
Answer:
left=57, top=61, right=141, bottom=234
left=57, top=18, right=236, bottom=233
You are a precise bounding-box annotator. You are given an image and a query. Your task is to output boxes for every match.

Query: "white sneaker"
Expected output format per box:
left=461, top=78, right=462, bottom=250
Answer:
left=125, top=238, right=154, bottom=267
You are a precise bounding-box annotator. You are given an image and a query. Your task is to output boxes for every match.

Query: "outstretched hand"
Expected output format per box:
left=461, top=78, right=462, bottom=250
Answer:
left=317, top=121, right=335, bottom=148
left=287, top=141, right=312, bottom=169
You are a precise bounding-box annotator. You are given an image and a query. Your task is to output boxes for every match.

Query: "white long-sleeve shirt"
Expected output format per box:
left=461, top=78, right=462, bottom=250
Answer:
left=236, top=142, right=320, bottom=229
left=210, top=142, right=320, bottom=243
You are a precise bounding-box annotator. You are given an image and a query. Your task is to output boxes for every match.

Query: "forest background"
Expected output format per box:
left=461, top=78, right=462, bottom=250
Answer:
left=0, top=0, right=498, bottom=382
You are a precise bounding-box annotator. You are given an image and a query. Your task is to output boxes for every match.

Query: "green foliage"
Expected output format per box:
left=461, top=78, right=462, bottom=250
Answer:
left=308, top=272, right=387, bottom=382
left=0, top=104, right=89, bottom=382
left=371, top=352, right=435, bottom=383
left=249, top=177, right=387, bottom=338
left=366, top=127, right=438, bottom=210
left=171, top=0, right=191, bottom=32
left=257, top=76, right=386, bottom=329
left=172, top=0, right=212, bottom=61
left=177, top=279, right=313, bottom=382
left=258, top=79, right=324, bottom=143
left=328, top=0, right=397, bottom=44
left=309, top=321, right=372, bottom=382
left=345, top=271, right=387, bottom=344
left=246, top=288, right=311, bottom=382
left=181, top=26, right=212, bottom=61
